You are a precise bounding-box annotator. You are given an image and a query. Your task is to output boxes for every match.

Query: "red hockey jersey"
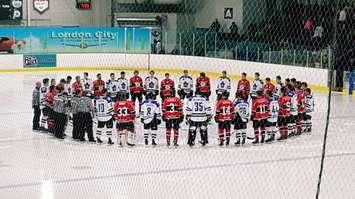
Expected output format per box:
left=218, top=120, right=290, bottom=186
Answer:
left=114, top=100, right=135, bottom=123
left=297, top=90, right=305, bottom=113
left=72, top=81, right=82, bottom=92
left=45, top=91, right=56, bottom=108
left=252, top=96, right=269, bottom=120
left=160, top=79, right=175, bottom=97
left=263, top=82, right=275, bottom=95
left=196, top=76, right=210, bottom=93
left=215, top=99, right=235, bottom=122
left=130, top=75, right=143, bottom=94
left=93, top=80, right=105, bottom=97
left=278, top=95, right=291, bottom=117
left=237, top=79, right=250, bottom=98
left=162, top=97, right=183, bottom=120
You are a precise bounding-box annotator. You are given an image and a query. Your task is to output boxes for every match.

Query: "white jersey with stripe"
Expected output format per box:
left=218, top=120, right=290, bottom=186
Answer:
left=117, top=77, right=129, bottom=93
left=39, top=86, right=48, bottom=109
left=234, top=98, right=250, bottom=122
left=186, top=95, right=212, bottom=122
left=275, top=83, right=282, bottom=97
left=216, top=77, right=231, bottom=93
left=144, top=76, right=159, bottom=92
left=251, top=79, right=263, bottom=97
left=305, top=94, right=315, bottom=115
left=81, top=78, right=93, bottom=92
left=106, top=79, right=119, bottom=97
left=178, top=75, right=193, bottom=92
left=140, top=100, right=161, bottom=124
left=288, top=91, right=298, bottom=116
left=95, top=96, right=114, bottom=122
left=268, top=96, right=279, bottom=123
left=64, top=83, right=73, bottom=96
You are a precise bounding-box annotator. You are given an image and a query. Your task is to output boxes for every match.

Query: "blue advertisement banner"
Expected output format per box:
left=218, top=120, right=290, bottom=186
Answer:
left=0, top=27, right=151, bottom=54
left=23, top=54, right=56, bottom=68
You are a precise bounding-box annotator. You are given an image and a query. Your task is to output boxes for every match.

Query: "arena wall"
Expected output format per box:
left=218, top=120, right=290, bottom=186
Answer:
left=0, top=53, right=329, bottom=93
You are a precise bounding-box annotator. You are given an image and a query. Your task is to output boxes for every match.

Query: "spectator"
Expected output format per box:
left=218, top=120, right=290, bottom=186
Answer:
left=210, top=18, right=221, bottom=33
left=304, top=17, right=315, bottom=39
left=312, top=22, right=324, bottom=49
left=230, top=22, right=238, bottom=34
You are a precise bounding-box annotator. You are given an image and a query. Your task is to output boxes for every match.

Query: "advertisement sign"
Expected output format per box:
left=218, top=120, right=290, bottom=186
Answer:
left=23, top=54, right=56, bottom=68
left=0, top=0, right=23, bottom=21
left=33, top=0, right=49, bottom=14
left=0, top=27, right=151, bottom=54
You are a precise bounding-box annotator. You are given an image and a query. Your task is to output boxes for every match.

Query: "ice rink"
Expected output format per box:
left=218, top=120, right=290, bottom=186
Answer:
left=0, top=71, right=354, bottom=199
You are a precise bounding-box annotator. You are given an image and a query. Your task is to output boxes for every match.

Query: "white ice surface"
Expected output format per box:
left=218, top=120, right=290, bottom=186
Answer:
left=0, top=72, right=354, bottom=199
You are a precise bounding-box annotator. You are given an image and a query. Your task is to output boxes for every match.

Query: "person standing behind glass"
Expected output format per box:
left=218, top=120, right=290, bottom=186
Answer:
left=78, top=91, right=95, bottom=142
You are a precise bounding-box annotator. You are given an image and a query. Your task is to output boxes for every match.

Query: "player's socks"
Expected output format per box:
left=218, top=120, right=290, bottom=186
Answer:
left=261, top=130, right=266, bottom=143
left=235, top=130, right=241, bottom=145
left=173, top=128, right=179, bottom=145
left=241, top=131, right=246, bottom=145
left=166, top=128, right=171, bottom=146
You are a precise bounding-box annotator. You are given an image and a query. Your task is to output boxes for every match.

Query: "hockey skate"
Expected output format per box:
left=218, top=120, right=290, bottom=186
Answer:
left=152, top=139, right=157, bottom=146
left=225, top=137, right=230, bottom=146
left=252, top=138, right=259, bottom=144
left=108, top=138, right=114, bottom=145
left=96, top=137, right=103, bottom=144
left=234, top=138, right=240, bottom=146
left=265, top=135, right=275, bottom=143
left=145, top=139, right=149, bottom=146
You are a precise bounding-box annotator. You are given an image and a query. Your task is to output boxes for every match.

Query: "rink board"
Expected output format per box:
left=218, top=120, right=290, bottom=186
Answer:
left=0, top=53, right=329, bottom=93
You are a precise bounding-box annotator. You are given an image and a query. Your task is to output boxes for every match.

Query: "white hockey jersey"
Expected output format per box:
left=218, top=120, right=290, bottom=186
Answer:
left=178, top=75, right=193, bottom=92
left=305, top=94, right=314, bottom=115
left=117, top=77, right=129, bottom=93
left=186, top=95, right=212, bottom=122
left=39, top=86, right=48, bottom=109
left=216, top=77, right=231, bottom=93
left=95, top=96, right=114, bottom=122
left=234, top=98, right=250, bottom=122
left=64, top=83, right=73, bottom=96
left=144, top=76, right=159, bottom=92
left=81, top=78, right=93, bottom=92
left=288, top=91, right=298, bottom=116
left=251, top=79, right=264, bottom=97
left=140, top=100, right=161, bottom=124
left=106, top=79, right=119, bottom=97
left=275, top=83, right=282, bottom=97
left=268, top=96, right=279, bottom=123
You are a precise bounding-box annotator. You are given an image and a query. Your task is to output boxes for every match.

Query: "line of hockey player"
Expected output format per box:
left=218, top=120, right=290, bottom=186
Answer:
left=36, top=69, right=314, bottom=147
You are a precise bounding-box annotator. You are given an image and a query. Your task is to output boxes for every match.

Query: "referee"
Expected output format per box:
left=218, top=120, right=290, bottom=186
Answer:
left=78, top=91, right=95, bottom=142
left=53, top=88, right=69, bottom=139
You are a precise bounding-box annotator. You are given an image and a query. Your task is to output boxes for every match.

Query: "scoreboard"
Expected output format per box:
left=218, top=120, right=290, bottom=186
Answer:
left=76, top=0, right=91, bottom=10
left=0, top=0, right=22, bottom=21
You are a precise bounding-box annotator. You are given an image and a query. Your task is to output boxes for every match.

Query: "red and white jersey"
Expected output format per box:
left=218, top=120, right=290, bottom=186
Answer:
left=196, top=76, right=210, bottom=93
left=72, top=81, right=82, bottom=92
left=39, top=86, right=48, bottom=108
left=215, top=99, right=235, bottom=122
left=45, top=91, right=56, bottom=108
left=130, top=75, right=144, bottom=94
left=160, top=79, right=175, bottom=98
left=297, top=89, right=305, bottom=114
left=237, top=79, right=250, bottom=99
left=263, top=82, right=275, bottom=95
left=93, top=79, right=105, bottom=97
left=113, top=100, right=135, bottom=123
left=278, top=95, right=291, bottom=117
left=251, top=96, right=269, bottom=120
left=162, top=97, right=183, bottom=120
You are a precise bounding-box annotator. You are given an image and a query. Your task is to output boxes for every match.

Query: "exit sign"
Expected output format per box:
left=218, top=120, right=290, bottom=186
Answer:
left=76, top=0, right=91, bottom=10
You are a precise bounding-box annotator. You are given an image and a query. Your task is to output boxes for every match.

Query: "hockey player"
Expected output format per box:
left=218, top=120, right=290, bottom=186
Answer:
left=233, top=91, right=250, bottom=145
left=130, top=70, right=144, bottom=112
left=95, top=89, right=114, bottom=145
left=160, top=73, right=175, bottom=101
left=263, top=77, right=275, bottom=95
left=106, top=73, right=119, bottom=101
left=63, top=76, right=73, bottom=96
left=278, top=87, right=291, bottom=140
left=296, top=82, right=306, bottom=135
left=82, top=72, right=94, bottom=97
left=287, top=84, right=298, bottom=137
left=117, top=71, right=130, bottom=100
left=215, top=91, right=235, bottom=146
left=40, top=78, right=50, bottom=130
left=216, top=71, right=231, bottom=100
left=237, top=72, right=250, bottom=100
left=140, top=92, right=162, bottom=146
left=274, top=76, right=283, bottom=97
left=196, top=72, right=211, bottom=100
left=72, top=76, right=82, bottom=92
left=177, top=70, right=193, bottom=100
left=186, top=90, right=212, bottom=146
left=144, top=70, right=159, bottom=99
left=304, top=88, right=314, bottom=133
left=265, top=90, right=279, bottom=142
left=162, top=90, right=183, bottom=146
left=50, top=78, right=56, bottom=87
left=251, top=72, right=263, bottom=99
left=93, top=73, right=105, bottom=97
left=114, top=93, right=136, bottom=146
left=251, top=90, right=269, bottom=144
left=45, top=85, right=56, bottom=134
